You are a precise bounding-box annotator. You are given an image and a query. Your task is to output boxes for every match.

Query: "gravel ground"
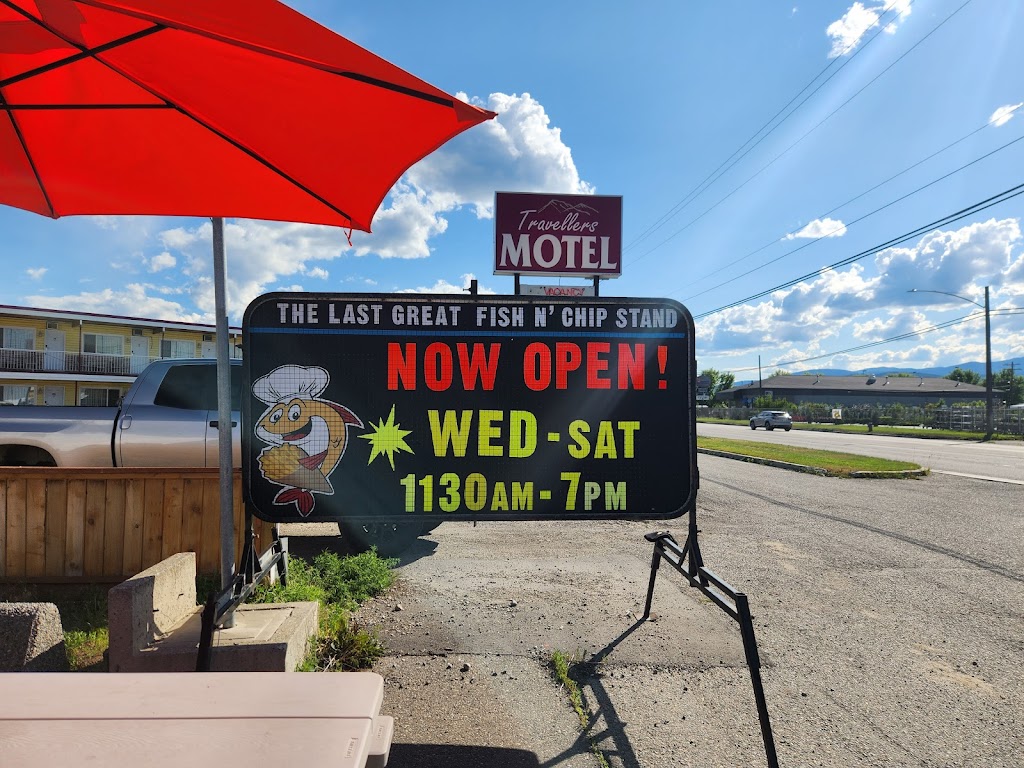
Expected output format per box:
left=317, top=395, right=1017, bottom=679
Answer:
left=285, top=455, right=1024, bottom=767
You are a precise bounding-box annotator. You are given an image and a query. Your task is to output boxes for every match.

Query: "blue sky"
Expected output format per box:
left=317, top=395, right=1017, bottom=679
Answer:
left=3, top=0, right=1023, bottom=380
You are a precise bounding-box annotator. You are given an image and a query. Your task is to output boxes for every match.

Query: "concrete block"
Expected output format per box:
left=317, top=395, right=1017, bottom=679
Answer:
left=0, top=602, right=68, bottom=671
left=108, top=551, right=318, bottom=672
left=107, top=552, right=198, bottom=673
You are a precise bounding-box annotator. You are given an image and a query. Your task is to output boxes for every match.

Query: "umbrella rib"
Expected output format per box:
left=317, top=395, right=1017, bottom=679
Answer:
left=1, top=104, right=171, bottom=110
left=0, top=90, right=57, bottom=217
left=2, top=0, right=356, bottom=225
left=0, top=23, right=164, bottom=90
left=334, top=72, right=452, bottom=108
left=72, top=0, right=457, bottom=109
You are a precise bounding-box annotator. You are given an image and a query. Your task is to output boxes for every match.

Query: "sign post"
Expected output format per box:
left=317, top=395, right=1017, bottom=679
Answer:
left=242, top=293, right=696, bottom=526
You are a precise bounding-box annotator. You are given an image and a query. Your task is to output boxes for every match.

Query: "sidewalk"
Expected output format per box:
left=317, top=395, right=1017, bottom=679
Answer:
left=288, top=520, right=764, bottom=767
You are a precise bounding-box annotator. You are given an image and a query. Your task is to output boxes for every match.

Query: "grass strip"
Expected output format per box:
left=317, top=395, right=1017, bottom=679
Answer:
left=697, top=436, right=922, bottom=476
left=550, top=650, right=610, bottom=768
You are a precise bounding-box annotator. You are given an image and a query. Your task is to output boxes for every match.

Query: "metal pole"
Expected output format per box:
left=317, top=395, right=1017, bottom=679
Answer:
left=212, top=217, right=235, bottom=627
left=984, top=286, right=993, bottom=439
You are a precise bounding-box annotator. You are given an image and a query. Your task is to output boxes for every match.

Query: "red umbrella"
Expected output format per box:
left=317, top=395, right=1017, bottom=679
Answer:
left=1, top=0, right=495, bottom=590
left=1, top=0, right=493, bottom=230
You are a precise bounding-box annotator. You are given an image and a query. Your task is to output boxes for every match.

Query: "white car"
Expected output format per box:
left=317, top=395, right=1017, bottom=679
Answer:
left=750, top=410, right=793, bottom=431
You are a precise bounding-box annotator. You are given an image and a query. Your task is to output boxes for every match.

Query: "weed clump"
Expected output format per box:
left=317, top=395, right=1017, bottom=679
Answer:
left=252, top=549, right=397, bottom=671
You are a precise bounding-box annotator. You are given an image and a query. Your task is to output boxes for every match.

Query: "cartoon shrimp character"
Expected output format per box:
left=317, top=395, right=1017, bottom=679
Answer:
left=253, top=365, right=362, bottom=517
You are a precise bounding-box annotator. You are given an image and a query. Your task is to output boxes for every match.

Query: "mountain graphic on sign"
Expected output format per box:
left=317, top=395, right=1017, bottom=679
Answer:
left=535, top=199, right=599, bottom=218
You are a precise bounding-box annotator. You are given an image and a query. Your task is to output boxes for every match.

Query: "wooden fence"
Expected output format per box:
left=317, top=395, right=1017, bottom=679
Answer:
left=0, top=468, right=275, bottom=583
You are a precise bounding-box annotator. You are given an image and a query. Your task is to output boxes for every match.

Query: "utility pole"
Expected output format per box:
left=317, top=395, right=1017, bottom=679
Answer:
left=984, top=286, right=993, bottom=438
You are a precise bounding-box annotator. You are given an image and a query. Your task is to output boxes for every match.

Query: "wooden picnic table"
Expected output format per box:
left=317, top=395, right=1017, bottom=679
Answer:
left=0, top=672, right=390, bottom=768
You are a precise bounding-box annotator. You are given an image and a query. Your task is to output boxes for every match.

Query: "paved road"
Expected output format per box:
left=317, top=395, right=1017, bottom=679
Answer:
left=286, top=455, right=1024, bottom=767
left=697, top=421, right=1024, bottom=483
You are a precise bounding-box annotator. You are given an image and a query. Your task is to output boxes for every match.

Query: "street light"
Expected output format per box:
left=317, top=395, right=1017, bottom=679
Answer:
left=908, top=286, right=992, bottom=438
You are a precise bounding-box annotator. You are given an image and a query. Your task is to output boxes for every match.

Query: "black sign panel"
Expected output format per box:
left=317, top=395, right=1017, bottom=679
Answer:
left=242, top=293, right=696, bottom=523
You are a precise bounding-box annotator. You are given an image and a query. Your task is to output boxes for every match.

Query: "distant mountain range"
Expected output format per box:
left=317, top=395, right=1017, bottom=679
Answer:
left=734, top=357, right=1024, bottom=385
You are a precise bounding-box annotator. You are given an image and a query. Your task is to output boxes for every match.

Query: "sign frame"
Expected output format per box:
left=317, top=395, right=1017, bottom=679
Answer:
left=242, top=293, right=696, bottom=525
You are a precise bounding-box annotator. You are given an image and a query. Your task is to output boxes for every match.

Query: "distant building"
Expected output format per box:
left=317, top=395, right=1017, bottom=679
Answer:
left=717, top=373, right=996, bottom=408
left=0, top=305, right=241, bottom=406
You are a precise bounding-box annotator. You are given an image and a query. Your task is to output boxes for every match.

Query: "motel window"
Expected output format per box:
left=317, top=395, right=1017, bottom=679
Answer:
left=84, top=333, right=124, bottom=355
left=1, top=327, right=35, bottom=350
left=0, top=385, right=34, bottom=405
left=160, top=339, right=196, bottom=359
left=79, top=387, right=123, bottom=407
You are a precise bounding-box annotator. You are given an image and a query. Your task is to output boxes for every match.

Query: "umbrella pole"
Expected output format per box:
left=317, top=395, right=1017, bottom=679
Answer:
left=212, top=216, right=236, bottom=628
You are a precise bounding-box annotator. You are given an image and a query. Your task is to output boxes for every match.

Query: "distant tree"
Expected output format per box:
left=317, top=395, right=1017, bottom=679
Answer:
left=888, top=372, right=915, bottom=378
left=768, top=369, right=791, bottom=378
left=945, top=367, right=982, bottom=385
left=698, top=368, right=737, bottom=403
left=994, top=368, right=1024, bottom=404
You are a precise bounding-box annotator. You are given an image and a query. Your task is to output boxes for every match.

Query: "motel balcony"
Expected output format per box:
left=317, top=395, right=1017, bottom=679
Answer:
left=0, top=348, right=196, bottom=377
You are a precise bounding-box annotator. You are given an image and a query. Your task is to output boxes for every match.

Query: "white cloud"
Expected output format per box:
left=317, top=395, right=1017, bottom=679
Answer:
left=852, top=310, right=927, bottom=340
left=826, top=1, right=911, bottom=58
left=147, top=252, right=176, bottom=272
left=874, top=217, right=1022, bottom=303
left=305, top=267, right=329, bottom=279
left=783, top=217, right=847, bottom=240
left=26, top=267, right=47, bottom=279
left=406, top=91, right=595, bottom=220
left=697, top=218, right=1024, bottom=368
left=397, top=273, right=496, bottom=295
left=990, top=103, right=1023, bottom=128
left=23, top=284, right=205, bottom=323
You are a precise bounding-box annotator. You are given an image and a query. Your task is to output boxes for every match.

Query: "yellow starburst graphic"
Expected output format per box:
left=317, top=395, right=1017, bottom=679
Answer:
left=360, top=405, right=414, bottom=470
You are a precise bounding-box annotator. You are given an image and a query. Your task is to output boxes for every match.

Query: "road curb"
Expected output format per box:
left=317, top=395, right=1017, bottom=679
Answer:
left=697, top=448, right=928, bottom=479
left=698, top=448, right=827, bottom=475
left=848, top=469, right=930, bottom=478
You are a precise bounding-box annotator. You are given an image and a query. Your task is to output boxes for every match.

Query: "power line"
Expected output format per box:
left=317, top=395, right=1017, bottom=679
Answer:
left=628, top=0, right=975, bottom=267
left=722, top=306, right=1022, bottom=375
left=624, top=0, right=914, bottom=253
left=692, top=181, right=1024, bottom=319
left=722, top=311, right=982, bottom=374
left=679, top=125, right=1024, bottom=302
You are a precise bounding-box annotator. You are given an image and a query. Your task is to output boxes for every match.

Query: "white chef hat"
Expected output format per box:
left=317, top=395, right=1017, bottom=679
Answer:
left=252, top=365, right=329, bottom=405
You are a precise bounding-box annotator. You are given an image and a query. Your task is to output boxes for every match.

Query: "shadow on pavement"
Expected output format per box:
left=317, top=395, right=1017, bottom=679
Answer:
left=388, top=744, right=540, bottom=767
left=284, top=532, right=439, bottom=566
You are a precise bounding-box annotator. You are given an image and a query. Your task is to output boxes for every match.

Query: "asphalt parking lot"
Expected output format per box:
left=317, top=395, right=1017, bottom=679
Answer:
left=286, top=453, right=1024, bottom=767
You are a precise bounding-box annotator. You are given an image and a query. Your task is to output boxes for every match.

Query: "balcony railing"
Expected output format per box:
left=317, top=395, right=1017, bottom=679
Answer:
left=0, top=348, right=239, bottom=377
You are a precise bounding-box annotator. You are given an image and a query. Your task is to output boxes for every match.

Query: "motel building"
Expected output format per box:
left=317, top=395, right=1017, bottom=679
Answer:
left=0, top=305, right=241, bottom=407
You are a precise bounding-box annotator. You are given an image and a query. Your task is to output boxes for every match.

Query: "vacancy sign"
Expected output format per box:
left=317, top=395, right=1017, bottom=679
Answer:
left=494, top=192, right=623, bottom=278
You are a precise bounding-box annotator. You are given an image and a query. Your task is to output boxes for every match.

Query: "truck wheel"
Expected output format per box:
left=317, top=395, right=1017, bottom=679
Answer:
left=338, top=520, right=428, bottom=558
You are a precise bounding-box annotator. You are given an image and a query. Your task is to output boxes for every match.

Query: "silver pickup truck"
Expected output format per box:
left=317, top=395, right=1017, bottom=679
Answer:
left=0, top=358, right=423, bottom=554
left=0, top=358, right=241, bottom=468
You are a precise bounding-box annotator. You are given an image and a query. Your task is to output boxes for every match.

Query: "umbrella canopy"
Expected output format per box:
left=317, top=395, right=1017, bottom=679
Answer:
left=0, top=0, right=494, bottom=231
left=1, top=0, right=496, bottom=594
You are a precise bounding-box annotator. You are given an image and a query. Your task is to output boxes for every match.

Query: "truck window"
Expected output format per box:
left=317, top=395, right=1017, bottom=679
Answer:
left=153, top=365, right=241, bottom=410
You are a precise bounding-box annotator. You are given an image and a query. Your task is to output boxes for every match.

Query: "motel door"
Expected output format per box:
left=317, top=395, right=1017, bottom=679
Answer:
left=44, top=329, right=64, bottom=371
left=131, top=335, right=150, bottom=374
left=43, top=386, right=64, bottom=405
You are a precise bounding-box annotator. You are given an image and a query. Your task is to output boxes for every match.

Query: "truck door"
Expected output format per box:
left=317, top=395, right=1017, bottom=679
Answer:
left=204, top=365, right=242, bottom=468
left=117, top=363, right=214, bottom=467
